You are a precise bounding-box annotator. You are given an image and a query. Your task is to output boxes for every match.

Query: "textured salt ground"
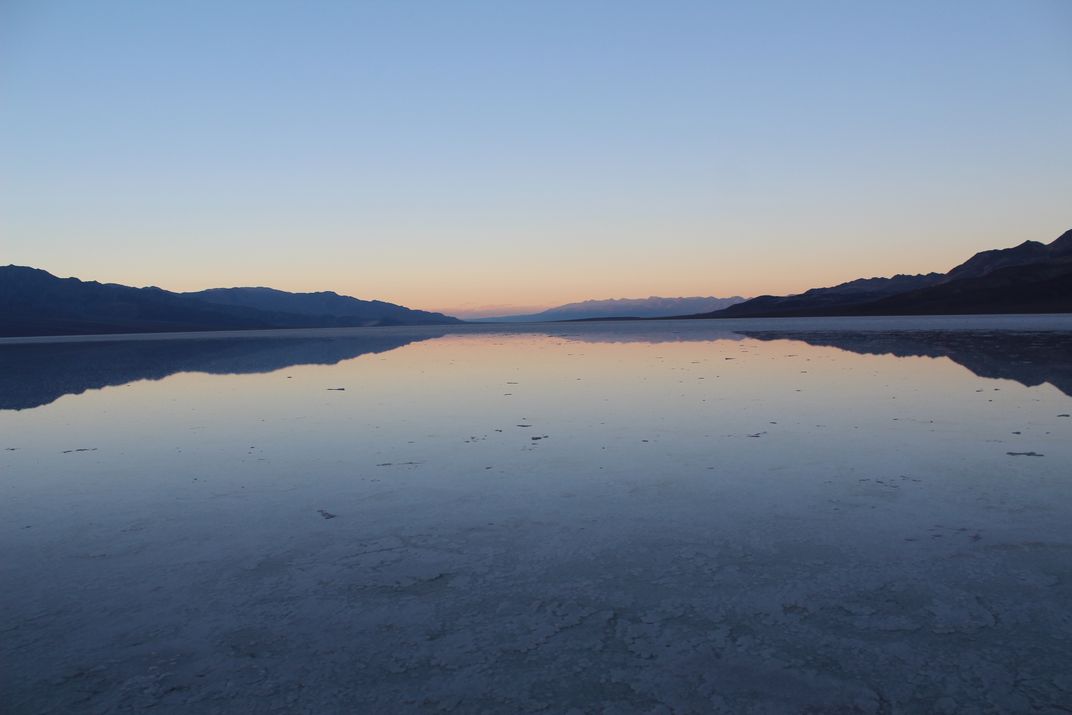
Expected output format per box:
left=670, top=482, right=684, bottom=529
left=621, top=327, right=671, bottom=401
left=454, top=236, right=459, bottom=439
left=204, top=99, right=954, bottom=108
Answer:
left=2, top=322, right=1071, bottom=714
left=4, top=470, right=1071, bottom=715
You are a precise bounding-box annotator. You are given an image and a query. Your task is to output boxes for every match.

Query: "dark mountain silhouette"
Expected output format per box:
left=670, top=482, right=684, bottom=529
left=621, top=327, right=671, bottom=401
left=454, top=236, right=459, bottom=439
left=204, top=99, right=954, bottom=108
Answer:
left=739, top=329, right=1072, bottom=397
left=849, top=256, right=1072, bottom=315
left=0, top=330, right=444, bottom=410
left=185, top=287, right=454, bottom=326
left=475, top=296, right=746, bottom=322
left=0, top=266, right=461, bottom=338
left=686, top=229, right=1072, bottom=319
left=706, top=274, right=944, bottom=319
left=945, top=233, right=1070, bottom=280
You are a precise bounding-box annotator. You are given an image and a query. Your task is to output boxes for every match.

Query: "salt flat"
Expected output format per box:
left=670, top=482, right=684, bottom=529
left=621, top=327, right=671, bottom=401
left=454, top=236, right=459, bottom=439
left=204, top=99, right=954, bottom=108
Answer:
left=2, top=317, right=1070, bottom=713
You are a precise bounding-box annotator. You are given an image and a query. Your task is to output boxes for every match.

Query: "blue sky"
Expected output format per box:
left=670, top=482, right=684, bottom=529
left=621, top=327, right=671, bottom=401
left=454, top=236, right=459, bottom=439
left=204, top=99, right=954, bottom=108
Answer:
left=2, top=1, right=1070, bottom=316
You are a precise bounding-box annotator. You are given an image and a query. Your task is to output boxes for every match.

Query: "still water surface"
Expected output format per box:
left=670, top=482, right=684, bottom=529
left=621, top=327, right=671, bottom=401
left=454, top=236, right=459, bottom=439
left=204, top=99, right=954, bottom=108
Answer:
left=2, top=317, right=1071, bottom=713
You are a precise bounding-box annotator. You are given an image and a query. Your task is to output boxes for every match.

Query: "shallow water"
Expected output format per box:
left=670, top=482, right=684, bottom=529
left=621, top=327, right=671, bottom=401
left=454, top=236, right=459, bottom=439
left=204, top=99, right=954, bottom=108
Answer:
left=2, top=317, right=1071, bottom=713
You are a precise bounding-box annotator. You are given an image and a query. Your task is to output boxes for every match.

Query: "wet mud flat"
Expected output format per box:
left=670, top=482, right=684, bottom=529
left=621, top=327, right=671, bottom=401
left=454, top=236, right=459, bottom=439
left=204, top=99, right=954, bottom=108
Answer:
left=2, top=319, right=1071, bottom=713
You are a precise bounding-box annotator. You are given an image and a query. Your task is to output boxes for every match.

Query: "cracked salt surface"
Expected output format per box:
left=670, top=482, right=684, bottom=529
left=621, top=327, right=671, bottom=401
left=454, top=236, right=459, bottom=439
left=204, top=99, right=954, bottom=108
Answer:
left=1, top=316, right=1071, bottom=713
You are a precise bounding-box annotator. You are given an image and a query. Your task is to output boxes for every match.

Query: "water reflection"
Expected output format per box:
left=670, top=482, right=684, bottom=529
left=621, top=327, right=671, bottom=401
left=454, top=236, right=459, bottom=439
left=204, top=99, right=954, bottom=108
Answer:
left=0, top=330, right=446, bottom=410
left=738, top=329, right=1072, bottom=396
left=3, top=322, right=1070, bottom=411
left=2, top=320, right=1071, bottom=713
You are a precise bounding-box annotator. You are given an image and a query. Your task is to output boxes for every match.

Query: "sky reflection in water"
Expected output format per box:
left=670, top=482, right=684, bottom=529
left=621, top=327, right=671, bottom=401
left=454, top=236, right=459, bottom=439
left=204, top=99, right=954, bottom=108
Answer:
left=1, top=319, right=1070, bottom=713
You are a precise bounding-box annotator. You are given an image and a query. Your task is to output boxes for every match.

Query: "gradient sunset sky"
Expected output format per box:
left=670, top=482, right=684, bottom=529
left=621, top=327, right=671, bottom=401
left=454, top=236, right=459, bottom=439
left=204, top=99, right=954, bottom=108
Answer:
left=3, top=1, right=1070, bottom=317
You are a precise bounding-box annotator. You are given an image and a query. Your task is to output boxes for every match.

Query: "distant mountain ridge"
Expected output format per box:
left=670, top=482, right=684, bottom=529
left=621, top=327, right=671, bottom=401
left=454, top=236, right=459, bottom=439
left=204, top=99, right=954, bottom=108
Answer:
left=944, top=233, right=1071, bottom=281
left=5, top=228, right=1069, bottom=337
left=707, top=274, right=945, bottom=319
left=477, top=296, right=746, bottom=322
left=685, top=228, right=1072, bottom=319
left=185, top=287, right=455, bottom=325
left=0, top=266, right=461, bottom=338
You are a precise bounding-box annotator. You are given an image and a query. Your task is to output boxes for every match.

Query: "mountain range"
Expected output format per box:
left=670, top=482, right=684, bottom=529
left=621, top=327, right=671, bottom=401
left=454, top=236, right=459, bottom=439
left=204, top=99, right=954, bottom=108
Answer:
left=476, top=296, right=746, bottom=322
left=683, top=228, right=1072, bottom=319
left=0, top=266, right=460, bottom=338
left=3, top=228, right=1070, bottom=337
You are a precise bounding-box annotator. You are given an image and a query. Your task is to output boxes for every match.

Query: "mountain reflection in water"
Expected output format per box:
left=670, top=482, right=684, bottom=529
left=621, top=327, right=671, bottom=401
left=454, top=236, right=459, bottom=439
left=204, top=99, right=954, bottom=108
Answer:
left=0, top=331, right=447, bottom=411
left=737, top=330, right=1072, bottom=397
left=1, top=323, right=1070, bottom=411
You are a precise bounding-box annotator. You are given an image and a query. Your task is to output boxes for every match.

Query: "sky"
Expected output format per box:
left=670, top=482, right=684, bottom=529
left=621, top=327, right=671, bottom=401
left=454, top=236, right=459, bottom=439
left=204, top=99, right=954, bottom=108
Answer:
left=2, top=1, right=1070, bottom=318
